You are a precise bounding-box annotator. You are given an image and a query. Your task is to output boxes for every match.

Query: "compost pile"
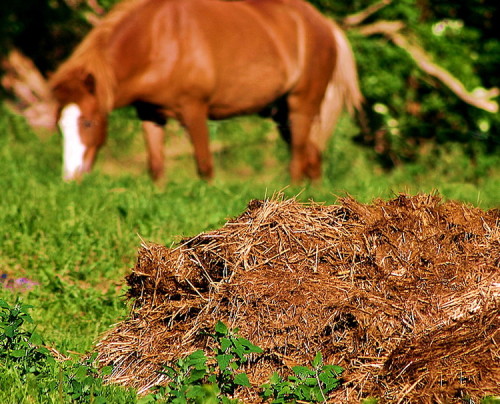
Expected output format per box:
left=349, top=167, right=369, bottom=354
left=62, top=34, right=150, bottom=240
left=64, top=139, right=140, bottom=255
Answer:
left=95, top=194, right=500, bottom=402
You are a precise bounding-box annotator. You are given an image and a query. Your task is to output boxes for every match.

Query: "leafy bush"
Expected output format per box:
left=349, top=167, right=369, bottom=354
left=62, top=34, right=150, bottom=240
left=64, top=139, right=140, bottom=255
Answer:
left=57, top=355, right=114, bottom=404
left=0, top=299, right=135, bottom=403
left=138, top=321, right=345, bottom=403
left=0, top=299, right=55, bottom=378
left=142, top=321, right=262, bottom=403
left=319, top=0, right=500, bottom=165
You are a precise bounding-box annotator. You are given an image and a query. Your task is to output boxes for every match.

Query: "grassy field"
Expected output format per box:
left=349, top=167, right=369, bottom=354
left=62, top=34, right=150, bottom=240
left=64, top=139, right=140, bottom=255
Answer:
left=0, top=104, right=499, bottom=402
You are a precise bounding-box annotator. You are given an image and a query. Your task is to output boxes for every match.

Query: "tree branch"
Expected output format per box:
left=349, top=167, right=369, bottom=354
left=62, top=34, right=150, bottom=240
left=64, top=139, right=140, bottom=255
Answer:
left=357, top=20, right=499, bottom=113
left=63, top=0, right=103, bottom=25
left=343, top=0, right=392, bottom=27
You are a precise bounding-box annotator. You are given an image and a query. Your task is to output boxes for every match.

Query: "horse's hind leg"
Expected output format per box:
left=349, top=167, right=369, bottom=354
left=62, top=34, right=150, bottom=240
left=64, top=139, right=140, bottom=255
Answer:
left=179, top=103, right=213, bottom=180
left=286, top=96, right=322, bottom=182
left=289, top=114, right=321, bottom=181
left=142, top=121, right=166, bottom=180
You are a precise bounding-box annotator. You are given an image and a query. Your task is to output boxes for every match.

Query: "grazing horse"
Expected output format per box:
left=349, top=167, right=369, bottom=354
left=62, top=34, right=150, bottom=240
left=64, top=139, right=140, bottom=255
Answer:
left=50, top=0, right=362, bottom=181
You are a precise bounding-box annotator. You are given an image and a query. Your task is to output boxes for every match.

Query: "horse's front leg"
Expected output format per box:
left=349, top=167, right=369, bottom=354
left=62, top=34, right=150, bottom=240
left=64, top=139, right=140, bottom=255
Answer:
left=142, top=121, right=166, bottom=181
left=179, top=104, right=213, bottom=180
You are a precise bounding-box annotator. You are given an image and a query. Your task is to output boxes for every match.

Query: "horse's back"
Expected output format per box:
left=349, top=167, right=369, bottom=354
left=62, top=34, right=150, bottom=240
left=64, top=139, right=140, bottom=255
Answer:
left=109, top=0, right=336, bottom=117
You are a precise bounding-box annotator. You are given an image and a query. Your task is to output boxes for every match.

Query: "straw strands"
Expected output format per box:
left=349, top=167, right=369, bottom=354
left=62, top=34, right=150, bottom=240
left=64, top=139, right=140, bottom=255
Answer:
left=95, top=194, right=499, bottom=402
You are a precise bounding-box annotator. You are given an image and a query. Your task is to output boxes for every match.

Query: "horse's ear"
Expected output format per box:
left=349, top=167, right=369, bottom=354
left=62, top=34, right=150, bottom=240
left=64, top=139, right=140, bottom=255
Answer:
left=83, top=73, right=96, bottom=95
left=50, top=68, right=95, bottom=101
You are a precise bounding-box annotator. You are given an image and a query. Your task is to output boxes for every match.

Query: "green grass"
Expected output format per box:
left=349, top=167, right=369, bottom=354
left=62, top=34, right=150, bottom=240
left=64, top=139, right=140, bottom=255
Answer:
left=0, top=104, right=498, bottom=402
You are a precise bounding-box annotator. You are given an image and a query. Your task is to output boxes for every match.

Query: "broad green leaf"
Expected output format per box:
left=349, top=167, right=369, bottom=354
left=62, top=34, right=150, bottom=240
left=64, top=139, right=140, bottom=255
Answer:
left=4, top=325, right=15, bottom=338
left=186, top=350, right=207, bottom=369
left=296, top=384, right=313, bottom=400
left=74, top=365, right=88, bottom=381
left=84, top=375, right=96, bottom=389
left=70, top=379, right=82, bottom=395
left=312, top=351, right=323, bottom=367
left=29, top=332, right=43, bottom=345
left=185, top=384, right=206, bottom=399
left=101, top=365, right=113, bottom=376
left=186, top=368, right=207, bottom=384
left=171, top=396, right=188, bottom=404
left=137, top=395, right=155, bottom=404
left=233, top=345, right=245, bottom=359
left=216, top=353, right=232, bottom=370
left=237, top=337, right=263, bottom=353
left=325, top=364, right=344, bottom=375
left=220, top=337, right=232, bottom=352
left=292, top=365, right=314, bottom=378
left=215, top=321, right=228, bottom=335
left=36, top=346, right=51, bottom=355
left=269, top=372, right=282, bottom=384
left=187, top=349, right=206, bottom=361
left=9, top=349, right=26, bottom=357
left=233, top=372, right=251, bottom=387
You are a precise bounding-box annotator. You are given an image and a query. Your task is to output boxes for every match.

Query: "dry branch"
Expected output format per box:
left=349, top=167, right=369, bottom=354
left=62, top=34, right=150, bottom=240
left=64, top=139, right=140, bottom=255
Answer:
left=343, top=0, right=392, bottom=27
left=1, top=49, right=57, bottom=129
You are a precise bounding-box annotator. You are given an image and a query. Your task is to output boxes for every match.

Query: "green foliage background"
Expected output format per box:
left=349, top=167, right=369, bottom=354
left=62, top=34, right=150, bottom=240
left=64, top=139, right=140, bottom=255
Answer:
left=312, top=0, right=500, bottom=166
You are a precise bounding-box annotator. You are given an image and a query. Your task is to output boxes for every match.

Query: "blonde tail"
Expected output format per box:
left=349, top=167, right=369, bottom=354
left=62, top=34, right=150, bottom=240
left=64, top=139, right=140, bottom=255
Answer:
left=311, top=20, right=363, bottom=151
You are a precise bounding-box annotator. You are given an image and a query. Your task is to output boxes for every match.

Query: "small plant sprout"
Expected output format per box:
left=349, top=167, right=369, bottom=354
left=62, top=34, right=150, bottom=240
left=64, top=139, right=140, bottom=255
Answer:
left=261, top=352, right=344, bottom=403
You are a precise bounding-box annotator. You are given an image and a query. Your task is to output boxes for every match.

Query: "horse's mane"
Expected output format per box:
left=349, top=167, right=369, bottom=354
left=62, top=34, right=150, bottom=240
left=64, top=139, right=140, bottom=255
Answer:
left=50, top=0, right=151, bottom=112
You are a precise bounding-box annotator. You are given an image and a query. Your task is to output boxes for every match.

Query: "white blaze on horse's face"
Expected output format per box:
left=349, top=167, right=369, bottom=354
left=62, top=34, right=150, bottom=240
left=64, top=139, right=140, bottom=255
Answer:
left=59, top=103, right=86, bottom=180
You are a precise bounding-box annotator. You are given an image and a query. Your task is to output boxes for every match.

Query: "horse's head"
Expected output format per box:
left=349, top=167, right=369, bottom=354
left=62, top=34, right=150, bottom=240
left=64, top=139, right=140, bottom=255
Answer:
left=52, top=70, right=108, bottom=181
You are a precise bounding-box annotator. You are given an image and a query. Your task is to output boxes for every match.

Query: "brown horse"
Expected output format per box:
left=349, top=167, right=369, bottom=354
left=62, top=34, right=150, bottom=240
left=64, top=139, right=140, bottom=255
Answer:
left=50, top=0, right=362, bottom=181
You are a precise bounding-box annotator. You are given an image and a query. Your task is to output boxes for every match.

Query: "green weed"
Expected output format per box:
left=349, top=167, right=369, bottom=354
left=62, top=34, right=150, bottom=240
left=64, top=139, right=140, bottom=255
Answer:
left=0, top=298, right=55, bottom=378
left=0, top=304, right=343, bottom=403
left=140, top=321, right=343, bottom=403
left=0, top=299, right=136, bottom=403
left=261, top=352, right=343, bottom=404
left=141, top=321, right=262, bottom=403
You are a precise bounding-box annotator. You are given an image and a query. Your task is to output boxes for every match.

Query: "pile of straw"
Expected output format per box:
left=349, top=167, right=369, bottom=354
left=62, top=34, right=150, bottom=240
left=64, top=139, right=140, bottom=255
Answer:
left=95, top=194, right=500, bottom=402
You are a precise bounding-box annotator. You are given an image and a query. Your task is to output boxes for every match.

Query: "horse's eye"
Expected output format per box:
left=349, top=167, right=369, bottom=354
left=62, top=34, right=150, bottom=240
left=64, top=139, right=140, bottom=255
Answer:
left=81, top=119, right=93, bottom=129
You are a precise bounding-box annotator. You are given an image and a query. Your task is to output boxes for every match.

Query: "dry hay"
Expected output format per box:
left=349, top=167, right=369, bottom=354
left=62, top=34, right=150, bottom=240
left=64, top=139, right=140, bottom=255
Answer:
left=95, top=194, right=500, bottom=402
